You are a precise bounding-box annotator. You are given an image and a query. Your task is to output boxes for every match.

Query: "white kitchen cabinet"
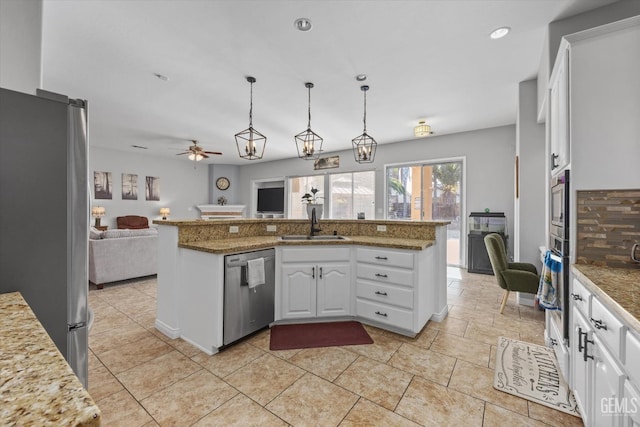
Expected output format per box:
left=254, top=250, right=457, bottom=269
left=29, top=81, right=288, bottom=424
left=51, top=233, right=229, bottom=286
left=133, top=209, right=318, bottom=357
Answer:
left=277, top=246, right=351, bottom=320
left=355, top=246, right=434, bottom=335
left=622, top=380, right=640, bottom=426
left=549, top=313, right=569, bottom=383
left=548, top=45, right=570, bottom=174
left=572, top=305, right=593, bottom=426
left=592, top=333, right=625, bottom=427
left=280, top=263, right=316, bottom=319
left=570, top=276, right=638, bottom=426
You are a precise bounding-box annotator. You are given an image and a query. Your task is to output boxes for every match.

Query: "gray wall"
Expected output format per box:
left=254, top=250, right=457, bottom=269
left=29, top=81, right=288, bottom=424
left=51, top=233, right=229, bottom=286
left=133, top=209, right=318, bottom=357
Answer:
left=90, top=146, right=208, bottom=227
left=236, top=124, right=517, bottom=261
left=209, top=164, right=241, bottom=205
left=0, top=0, right=42, bottom=94
left=516, top=79, right=546, bottom=268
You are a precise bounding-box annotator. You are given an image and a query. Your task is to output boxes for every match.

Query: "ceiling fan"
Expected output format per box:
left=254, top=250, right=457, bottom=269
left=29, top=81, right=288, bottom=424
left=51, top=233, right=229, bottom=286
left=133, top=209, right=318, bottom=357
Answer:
left=176, top=140, right=222, bottom=161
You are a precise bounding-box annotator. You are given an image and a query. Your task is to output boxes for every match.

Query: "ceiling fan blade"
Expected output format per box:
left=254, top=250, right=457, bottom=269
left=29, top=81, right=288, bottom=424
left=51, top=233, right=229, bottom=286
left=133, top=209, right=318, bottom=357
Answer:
left=201, top=153, right=210, bottom=159
left=176, top=152, right=189, bottom=155
left=203, top=151, right=223, bottom=155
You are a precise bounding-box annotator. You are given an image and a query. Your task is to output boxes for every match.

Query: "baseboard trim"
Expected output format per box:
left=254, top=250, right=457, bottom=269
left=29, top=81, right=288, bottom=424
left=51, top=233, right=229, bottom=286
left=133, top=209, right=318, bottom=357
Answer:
left=154, top=319, right=180, bottom=339
left=430, top=305, right=449, bottom=322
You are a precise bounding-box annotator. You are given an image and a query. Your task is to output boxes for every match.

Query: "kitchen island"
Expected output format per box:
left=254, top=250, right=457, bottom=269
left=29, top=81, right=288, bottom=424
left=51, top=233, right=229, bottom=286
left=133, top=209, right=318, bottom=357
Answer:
left=0, top=292, right=101, bottom=426
left=154, top=218, right=449, bottom=354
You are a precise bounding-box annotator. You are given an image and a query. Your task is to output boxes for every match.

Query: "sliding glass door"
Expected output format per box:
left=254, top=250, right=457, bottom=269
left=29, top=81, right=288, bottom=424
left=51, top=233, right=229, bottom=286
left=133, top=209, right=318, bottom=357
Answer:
left=386, top=160, right=464, bottom=266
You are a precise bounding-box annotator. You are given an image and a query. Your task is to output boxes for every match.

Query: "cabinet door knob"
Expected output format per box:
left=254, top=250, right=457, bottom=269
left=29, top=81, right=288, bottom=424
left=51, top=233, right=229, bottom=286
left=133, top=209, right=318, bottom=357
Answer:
left=374, top=291, right=388, bottom=296
left=590, top=318, right=607, bottom=330
left=375, top=256, right=388, bottom=260
left=375, top=273, right=388, bottom=278
left=374, top=311, right=388, bottom=317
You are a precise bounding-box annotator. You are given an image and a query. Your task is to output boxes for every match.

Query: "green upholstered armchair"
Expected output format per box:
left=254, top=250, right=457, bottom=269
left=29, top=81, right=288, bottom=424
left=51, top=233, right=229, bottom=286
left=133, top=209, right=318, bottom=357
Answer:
left=483, top=233, right=539, bottom=314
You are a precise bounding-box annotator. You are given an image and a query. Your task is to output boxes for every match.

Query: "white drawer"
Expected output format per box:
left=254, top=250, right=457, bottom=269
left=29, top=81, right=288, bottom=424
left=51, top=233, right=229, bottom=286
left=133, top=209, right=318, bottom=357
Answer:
left=625, top=330, right=640, bottom=385
left=356, top=247, right=413, bottom=269
left=591, top=297, right=624, bottom=359
left=280, top=247, right=350, bottom=263
left=357, top=263, right=414, bottom=287
left=571, top=278, right=592, bottom=317
left=357, top=298, right=413, bottom=330
left=356, top=280, right=413, bottom=309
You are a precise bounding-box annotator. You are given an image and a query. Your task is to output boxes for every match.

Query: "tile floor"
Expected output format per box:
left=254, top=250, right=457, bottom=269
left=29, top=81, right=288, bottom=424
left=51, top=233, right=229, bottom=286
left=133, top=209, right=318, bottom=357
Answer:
left=88, top=268, right=584, bottom=426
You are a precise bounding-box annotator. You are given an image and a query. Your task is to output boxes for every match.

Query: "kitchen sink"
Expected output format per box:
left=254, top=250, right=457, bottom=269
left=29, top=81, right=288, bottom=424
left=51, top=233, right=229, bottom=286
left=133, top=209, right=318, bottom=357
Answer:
left=279, top=235, right=347, bottom=241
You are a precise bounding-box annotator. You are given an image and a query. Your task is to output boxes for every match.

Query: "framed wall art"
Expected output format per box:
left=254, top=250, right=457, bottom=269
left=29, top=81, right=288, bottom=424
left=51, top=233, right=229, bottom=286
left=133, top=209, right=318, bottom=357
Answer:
left=94, top=171, right=113, bottom=199
left=122, top=173, right=138, bottom=200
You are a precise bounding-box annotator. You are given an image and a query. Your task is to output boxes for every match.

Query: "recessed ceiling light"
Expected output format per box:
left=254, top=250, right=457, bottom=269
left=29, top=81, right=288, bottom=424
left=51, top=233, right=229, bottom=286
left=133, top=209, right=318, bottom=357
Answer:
left=490, top=26, right=511, bottom=39
left=355, top=74, right=367, bottom=81
left=153, top=73, right=169, bottom=81
left=294, top=18, right=312, bottom=32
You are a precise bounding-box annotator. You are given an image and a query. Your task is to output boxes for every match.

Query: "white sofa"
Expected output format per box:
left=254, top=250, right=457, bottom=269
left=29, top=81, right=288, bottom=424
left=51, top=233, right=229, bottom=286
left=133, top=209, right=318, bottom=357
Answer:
left=88, top=228, right=158, bottom=289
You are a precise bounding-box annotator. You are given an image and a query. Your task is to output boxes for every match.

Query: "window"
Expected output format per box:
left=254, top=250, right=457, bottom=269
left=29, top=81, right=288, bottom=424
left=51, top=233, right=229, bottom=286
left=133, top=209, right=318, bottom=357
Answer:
left=288, top=171, right=375, bottom=219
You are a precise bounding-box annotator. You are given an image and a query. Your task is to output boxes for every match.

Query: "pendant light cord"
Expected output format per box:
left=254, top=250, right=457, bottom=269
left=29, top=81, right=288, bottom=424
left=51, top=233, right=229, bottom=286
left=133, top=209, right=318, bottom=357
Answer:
left=363, top=89, right=367, bottom=133
left=307, top=86, right=312, bottom=129
left=249, top=81, right=253, bottom=127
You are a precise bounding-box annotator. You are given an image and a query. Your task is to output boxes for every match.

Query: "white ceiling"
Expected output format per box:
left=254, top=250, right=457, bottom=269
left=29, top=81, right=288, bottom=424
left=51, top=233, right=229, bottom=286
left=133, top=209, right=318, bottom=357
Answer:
left=41, top=0, right=613, bottom=165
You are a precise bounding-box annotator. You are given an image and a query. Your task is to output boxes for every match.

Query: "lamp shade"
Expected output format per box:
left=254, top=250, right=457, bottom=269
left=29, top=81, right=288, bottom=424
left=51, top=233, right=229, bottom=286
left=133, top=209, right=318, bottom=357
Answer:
left=91, top=206, right=105, bottom=218
left=160, top=207, right=170, bottom=219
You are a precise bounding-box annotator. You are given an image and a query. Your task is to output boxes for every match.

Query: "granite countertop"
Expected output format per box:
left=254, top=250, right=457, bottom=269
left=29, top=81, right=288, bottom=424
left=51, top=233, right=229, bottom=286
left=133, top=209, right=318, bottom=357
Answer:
left=0, top=292, right=101, bottom=426
left=572, top=264, right=640, bottom=334
left=179, top=235, right=435, bottom=254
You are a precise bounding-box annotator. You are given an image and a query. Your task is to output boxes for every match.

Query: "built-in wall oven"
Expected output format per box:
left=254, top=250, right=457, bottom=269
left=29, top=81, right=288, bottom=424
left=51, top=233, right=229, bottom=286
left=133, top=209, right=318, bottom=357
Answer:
left=549, top=169, right=570, bottom=343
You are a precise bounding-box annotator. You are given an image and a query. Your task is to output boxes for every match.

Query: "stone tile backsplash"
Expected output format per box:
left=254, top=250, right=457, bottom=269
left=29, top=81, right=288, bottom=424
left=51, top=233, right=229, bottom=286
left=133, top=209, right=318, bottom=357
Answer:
left=576, top=189, right=640, bottom=269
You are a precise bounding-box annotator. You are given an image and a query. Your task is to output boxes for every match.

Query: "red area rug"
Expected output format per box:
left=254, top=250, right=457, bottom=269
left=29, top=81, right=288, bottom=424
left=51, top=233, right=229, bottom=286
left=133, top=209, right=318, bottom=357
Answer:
left=269, top=321, right=373, bottom=350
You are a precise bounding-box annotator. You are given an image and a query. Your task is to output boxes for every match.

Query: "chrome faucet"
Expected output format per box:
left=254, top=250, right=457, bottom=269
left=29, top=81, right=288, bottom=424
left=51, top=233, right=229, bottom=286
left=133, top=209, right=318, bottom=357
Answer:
left=310, top=207, right=322, bottom=237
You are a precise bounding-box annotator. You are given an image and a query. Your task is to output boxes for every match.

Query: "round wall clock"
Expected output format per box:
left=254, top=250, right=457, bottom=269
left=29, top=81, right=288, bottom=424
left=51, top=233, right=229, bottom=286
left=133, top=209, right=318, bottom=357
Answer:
left=216, top=176, right=230, bottom=191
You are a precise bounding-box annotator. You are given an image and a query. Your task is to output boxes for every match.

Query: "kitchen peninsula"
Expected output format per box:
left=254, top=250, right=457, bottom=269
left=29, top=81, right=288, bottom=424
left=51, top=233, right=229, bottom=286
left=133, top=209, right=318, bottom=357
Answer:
left=154, top=218, right=449, bottom=354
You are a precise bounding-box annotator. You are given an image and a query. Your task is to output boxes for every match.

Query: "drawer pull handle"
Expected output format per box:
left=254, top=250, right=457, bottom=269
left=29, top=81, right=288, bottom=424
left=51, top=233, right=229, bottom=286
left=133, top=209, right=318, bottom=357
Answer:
left=375, top=256, right=388, bottom=260
left=570, top=293, right=583, bottom=301
left=375, top=273, right=388, bottom=278
left=312, top=267, right=315, bottom=279
left=590, top=318, right=607, bottom=330
left=319, top=267, right=323, bottom=279
left=375, top=311, right=388, bottom=317
left=550, top=338, right=557, bottom=346
left=374, top=291, right=388, bottom=296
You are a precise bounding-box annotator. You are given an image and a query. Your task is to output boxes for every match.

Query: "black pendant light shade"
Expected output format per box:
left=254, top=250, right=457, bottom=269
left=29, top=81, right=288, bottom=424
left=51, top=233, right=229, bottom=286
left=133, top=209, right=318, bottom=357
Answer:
left=235, top=76, right=266, bottom=160
left=295, top=82, right=323, bottom=160
left=352, top=85, right=377, bottom=163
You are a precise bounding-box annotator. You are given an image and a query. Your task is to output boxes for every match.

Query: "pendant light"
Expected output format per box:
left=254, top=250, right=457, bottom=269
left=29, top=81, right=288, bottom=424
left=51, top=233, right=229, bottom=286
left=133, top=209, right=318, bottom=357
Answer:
left=235, top=76, right=267, bottom=160
left=352, top=85, right=377, bottom=163
left=294, top=82, right=323, bottom=160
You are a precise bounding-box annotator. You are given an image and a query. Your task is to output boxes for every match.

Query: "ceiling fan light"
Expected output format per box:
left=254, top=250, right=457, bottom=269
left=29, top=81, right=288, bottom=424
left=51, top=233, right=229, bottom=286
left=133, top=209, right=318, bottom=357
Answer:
left=195, top=153, right=204, bottom=161
left=188, top=153, right=196, bottom=161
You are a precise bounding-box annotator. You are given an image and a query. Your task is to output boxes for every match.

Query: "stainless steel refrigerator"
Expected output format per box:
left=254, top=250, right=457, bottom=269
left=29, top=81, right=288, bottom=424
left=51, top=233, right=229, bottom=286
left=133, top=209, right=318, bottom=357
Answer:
left=0, top=87, right=90, bottom=388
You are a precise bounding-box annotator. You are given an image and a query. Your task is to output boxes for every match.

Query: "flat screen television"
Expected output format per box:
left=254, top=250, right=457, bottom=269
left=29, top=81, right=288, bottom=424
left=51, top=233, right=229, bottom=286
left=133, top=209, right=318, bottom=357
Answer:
left=257, top=187, right=284, bottom=213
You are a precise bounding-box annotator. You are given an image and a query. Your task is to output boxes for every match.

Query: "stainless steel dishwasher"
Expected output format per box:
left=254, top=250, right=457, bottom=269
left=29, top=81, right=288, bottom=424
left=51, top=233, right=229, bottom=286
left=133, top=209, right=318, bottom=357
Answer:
left=223, top=248, right=275, bottom=346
